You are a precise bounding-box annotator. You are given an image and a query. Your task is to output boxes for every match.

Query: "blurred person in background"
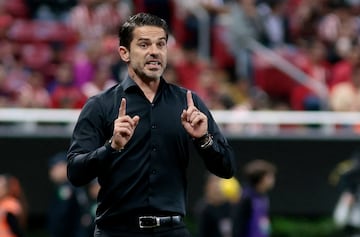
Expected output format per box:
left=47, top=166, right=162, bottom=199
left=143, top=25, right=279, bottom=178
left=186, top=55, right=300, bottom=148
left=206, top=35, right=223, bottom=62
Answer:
left=196, top=66, right=236, bottom=110
left=67, top=0, right=103, bottom=42
left=0, top=173, right=28, bottom=237
left=47, top=151, right=90, bottom=237
left=81, top=64, right=117, bottom=99
left=95, top=0, right=133, bottom=35
left=232, top=159, right=276, bottom=237
left=329, top=42, right=360, bottom=90
left=80, top=179, right=101, bottom=237
left=317, top=0, right=358, bottom=64
left=331, top=150, right=360, bottom=237
left=16, top=69, right=51, bottom=108
left=173, top=43, right=209, bottom=94
left=196, top=173, right=241, bottom=237
left=49, top=62, right=87, bottom=109
left=260, top=0, right=292, bottom=49
left=289, top=0, right=327, bottom=42
left=330, top=64, right=360, bottom=112
left=290, top=38, right=331, bottom=111
left=133, top=0, right=174, bottom=33
left=25, top=0, right=77, bottom=22
left=0, top=63, right=17, bottom=107
left=227, top=0, right=265, bottom=84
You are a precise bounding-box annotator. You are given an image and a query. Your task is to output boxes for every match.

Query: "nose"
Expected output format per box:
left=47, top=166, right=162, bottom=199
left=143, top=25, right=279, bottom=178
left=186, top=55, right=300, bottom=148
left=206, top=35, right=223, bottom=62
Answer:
left=148, top=44, right=159, bottom=55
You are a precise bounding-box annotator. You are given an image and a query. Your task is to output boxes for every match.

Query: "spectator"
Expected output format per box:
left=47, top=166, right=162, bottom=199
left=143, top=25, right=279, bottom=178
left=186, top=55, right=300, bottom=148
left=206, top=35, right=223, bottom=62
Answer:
left=0, top=63, right=16, bottom=107
left=80, top=179, right=100, bottom=237
left=260, top=0, right=292, bottom=48
left=290, top=38, right=331, bottom=110
left=197, top=173, right=241, bottom=237
left=16, top=69, right=51, bottom=108
left=47, top=151, right=89, bottom=237
left=227, top=0, right=265, bottom=82
left=317, top=0, right=358, bottom=64
left=196, top=66, right=236, bottom=110
left=95, top=0, right=132, bottom=35
left=329, top=43, right=360, bottom=88
left=0, top=173, right=28, bottom=237
left=81, top=64, right=117, bottom=98
left=72, top=44, right=99, bottom=89
left=49, top=62, right=87, bottom=109
left=332, top=150, right=360, bottom=236
left=288, top=0, right=326, bottom=41
left=232, top=159, right=277, bottom=237
left=25, top=0, right=77, bottom=22
left=135, top=0, right=174, bottom=32
left=330, top=65, right=360, bottom=111
left=67, top=0, right=104, bottom=42
left=174, top=43, right=208, bottom=94
left=4, top=53, right=29, bottom=98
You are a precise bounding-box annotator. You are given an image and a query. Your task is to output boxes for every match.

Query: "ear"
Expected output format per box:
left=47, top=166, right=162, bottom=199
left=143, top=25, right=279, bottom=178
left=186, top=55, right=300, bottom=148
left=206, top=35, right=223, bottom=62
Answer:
left=118, top=46, right=130, bottom=63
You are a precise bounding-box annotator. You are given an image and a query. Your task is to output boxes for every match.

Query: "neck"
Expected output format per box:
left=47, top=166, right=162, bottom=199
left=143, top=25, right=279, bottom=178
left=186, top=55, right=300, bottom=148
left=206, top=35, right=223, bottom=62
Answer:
left=129, top=71, right=160, bottom=102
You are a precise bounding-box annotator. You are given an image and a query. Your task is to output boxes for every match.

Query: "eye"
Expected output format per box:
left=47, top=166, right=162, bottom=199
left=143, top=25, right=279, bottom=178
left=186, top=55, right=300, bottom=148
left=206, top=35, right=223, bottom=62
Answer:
left=139, top=43, right=147, bottom=49
left=157, top=41, right=166, bottom=49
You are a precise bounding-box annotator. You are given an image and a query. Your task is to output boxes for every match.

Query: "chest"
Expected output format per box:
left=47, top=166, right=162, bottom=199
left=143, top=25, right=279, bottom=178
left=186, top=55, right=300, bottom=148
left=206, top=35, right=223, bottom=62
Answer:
left=125, top=92, right=186, bottom=135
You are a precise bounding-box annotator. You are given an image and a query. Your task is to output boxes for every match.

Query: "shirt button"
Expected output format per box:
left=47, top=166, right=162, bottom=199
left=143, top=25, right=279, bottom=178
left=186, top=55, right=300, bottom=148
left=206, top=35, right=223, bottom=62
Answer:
left=151, top=124, right=156, bottom=129
left=151, top=169, right=157, bottom=175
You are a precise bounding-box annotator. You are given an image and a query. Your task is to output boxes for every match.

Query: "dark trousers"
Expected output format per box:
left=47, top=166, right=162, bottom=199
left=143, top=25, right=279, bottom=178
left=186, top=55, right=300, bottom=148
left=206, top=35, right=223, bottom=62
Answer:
left=94, top=224, right=192, bottom=237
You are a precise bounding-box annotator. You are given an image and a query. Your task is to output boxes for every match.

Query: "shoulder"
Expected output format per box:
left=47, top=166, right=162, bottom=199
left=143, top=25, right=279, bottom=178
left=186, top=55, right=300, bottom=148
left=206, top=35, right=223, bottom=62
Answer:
left=84, top=83, right=120, bottom=107
left=79, top=84, right=121, bottom=119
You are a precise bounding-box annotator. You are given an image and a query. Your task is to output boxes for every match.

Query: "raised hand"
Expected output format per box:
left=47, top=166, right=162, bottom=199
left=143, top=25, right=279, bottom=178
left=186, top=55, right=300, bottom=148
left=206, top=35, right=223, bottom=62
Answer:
left=181, top=90, right=208, bottom=138
left=111, top=98, right=140, bottom=150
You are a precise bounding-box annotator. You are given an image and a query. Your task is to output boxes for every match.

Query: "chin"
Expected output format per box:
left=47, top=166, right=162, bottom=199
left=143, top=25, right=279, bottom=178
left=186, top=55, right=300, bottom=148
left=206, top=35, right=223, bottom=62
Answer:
left=146, top=72, right=163, bottom=80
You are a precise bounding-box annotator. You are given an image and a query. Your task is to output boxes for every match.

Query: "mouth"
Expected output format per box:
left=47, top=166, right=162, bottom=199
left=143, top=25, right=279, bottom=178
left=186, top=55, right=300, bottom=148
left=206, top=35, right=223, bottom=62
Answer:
left=145, top=61, right=162, bottom=70
left=146, top=61, right=161, bottom=66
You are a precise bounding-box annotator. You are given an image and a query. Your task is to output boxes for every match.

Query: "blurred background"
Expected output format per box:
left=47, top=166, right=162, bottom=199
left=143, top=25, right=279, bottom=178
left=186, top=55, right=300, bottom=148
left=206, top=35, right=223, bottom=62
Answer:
left=1, top=0, right=360, bottom=236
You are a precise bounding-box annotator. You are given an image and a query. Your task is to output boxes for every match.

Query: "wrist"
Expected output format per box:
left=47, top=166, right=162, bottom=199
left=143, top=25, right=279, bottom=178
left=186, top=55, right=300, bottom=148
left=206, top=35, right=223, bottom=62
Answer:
left=106, top=138, right=123, bottom=152
left=195, top=132, right=213, bottom=149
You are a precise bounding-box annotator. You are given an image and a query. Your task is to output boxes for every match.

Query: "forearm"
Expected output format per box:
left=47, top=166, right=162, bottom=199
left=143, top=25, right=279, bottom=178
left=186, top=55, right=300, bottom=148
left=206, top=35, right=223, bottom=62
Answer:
left=195, top=134, right=236, bottom=178
left=67, top=144, right=113, bottom=186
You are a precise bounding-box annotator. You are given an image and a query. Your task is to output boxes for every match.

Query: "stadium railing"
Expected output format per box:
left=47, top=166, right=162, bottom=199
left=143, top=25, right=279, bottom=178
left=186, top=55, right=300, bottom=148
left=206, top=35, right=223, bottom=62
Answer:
left=1, top=108, right=360, bottom=138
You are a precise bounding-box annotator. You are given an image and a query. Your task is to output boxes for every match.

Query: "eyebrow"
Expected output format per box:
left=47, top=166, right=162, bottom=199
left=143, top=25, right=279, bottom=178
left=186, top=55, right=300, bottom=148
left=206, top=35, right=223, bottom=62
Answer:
left=137, top=37, right=167, bottom=42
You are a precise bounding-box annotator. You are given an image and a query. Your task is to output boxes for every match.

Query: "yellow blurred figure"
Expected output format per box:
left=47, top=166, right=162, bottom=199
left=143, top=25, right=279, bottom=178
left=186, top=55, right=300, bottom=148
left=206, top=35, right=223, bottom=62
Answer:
left=219, top=177, right=242, bottom=204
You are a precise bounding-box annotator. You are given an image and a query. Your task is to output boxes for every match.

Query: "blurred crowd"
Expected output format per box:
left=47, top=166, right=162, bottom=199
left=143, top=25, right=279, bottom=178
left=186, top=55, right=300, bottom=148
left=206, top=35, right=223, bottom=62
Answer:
left=1, top=0, right=360, bottom=112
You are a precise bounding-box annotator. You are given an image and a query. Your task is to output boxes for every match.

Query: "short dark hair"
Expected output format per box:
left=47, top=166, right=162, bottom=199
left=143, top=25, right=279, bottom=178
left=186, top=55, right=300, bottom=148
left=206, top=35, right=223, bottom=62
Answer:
left=243, top=159, right=276, bottom=186
left=118, top=12, right=169, bottom=49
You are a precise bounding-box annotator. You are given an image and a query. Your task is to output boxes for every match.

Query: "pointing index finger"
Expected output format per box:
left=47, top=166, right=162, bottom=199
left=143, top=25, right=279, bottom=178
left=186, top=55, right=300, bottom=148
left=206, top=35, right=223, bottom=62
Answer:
left=118, top=98, right=126, bottom=118
left=186, top=90, right=194, bottom=107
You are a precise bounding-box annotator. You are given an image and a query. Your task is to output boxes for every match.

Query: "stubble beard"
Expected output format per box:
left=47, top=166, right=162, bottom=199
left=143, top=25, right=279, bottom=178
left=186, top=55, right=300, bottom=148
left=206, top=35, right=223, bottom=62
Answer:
left=132, top=66, right=165, bottom=83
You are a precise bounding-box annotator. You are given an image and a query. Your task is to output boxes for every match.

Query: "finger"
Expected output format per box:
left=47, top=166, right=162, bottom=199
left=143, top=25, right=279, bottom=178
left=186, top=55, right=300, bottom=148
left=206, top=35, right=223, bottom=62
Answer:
left=186, top=90, right=194, bottom=108
left=181, top=109, right=187, bottom=122
left=118, top=98, right=126, bottom=118
left=189, top=110, right=200, bottom=122
left=132, top=115, right=140, bottom=126
left=114, top=123, right=132, bottom=136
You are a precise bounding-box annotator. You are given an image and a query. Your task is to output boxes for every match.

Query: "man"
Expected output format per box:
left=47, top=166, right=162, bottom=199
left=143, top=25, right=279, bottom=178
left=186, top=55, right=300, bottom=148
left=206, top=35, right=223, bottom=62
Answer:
left=67, top=12, right=236, bottom=237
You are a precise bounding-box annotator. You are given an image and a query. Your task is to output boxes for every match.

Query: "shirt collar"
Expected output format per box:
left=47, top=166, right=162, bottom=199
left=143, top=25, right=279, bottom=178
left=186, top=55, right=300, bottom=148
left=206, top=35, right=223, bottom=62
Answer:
left=120, top=75, right=166, bottom=92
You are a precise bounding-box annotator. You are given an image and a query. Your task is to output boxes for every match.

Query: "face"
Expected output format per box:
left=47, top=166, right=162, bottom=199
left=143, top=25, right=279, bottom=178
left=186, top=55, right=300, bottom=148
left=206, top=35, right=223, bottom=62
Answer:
left=119, top=26, right=167, bottom=82
left=49, top=162, right=68, bottom=184
left=258, top=172, right=275, bottom=193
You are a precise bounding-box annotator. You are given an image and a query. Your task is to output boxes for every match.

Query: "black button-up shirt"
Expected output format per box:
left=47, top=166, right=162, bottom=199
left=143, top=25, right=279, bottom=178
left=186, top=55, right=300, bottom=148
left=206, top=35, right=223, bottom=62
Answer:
left=67, top=76, right=236, bottom=226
